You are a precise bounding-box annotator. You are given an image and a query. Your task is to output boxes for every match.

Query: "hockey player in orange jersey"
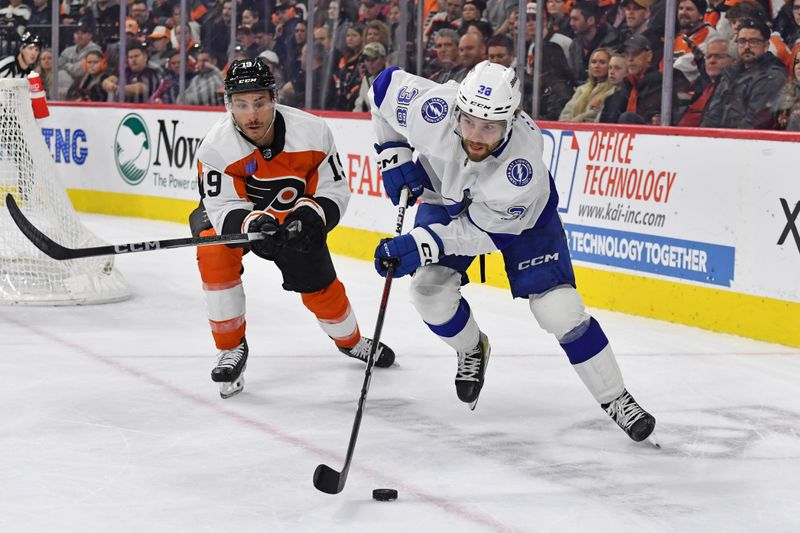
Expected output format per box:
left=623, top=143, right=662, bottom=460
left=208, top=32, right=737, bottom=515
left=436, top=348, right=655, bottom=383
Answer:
left=189, top=57, right=395, bottom=399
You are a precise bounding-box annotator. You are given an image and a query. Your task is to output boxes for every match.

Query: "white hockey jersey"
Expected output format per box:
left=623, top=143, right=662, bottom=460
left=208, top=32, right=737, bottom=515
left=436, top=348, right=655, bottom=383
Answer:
left=369, top=67, right=557, bottom=257
left=197, top=105, right=350, bottom=236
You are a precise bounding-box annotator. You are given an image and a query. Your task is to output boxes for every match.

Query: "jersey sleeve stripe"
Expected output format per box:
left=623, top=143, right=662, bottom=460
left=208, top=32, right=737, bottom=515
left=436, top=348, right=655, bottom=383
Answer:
left=371, top=66, right=400, bottom=109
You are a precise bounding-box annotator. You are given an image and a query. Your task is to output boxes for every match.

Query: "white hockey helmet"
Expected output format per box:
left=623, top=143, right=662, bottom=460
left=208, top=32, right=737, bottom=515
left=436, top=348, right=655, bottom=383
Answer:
left=456, top=60, right=521, bottom=132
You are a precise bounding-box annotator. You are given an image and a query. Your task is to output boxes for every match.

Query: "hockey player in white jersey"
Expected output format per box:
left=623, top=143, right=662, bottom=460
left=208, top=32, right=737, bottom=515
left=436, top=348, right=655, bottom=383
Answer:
left=190, top=58, right=395, bottom=399
left=369, top=61, right=657, bottom=444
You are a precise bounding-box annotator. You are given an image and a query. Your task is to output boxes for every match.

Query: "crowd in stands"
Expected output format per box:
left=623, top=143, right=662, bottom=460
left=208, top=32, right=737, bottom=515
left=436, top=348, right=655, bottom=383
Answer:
left=0, top=0, right=799, bottom=129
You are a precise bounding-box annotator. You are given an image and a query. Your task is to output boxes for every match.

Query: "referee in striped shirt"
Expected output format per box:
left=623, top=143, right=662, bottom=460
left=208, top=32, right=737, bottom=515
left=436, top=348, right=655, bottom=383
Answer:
left=0, top=32, right=41, bottom=78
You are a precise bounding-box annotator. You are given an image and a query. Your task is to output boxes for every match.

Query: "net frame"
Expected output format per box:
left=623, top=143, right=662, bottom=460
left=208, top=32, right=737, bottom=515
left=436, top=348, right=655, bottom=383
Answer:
left=0, top=79, right=131, bottom=305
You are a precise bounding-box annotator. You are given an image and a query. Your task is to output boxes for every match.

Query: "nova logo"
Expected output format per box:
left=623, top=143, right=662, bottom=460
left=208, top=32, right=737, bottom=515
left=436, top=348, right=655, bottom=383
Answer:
left=153, top=120, right=203, bottom=169
left=778, top=198, right=800, bottom=253
left=114, top=113, right=151, bottom=185
left=518, top=253, right=559, bottom=270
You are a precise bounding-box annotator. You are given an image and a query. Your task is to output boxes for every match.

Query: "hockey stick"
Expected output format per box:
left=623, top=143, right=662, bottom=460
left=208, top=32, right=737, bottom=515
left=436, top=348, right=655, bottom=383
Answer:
left=4, top=193, right=263, bottom=260
left=313, top=186, right=411, bottom=495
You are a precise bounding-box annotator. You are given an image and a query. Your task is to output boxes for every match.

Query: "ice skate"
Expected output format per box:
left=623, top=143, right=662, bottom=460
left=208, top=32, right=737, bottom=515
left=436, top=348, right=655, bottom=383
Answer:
left=602, top=389, right=659, bottom=447
left=455, top=332, right=491, bottom=410
left=211, top=338, right=248, bottom=399
left=339, top=336, right=395, bottom=368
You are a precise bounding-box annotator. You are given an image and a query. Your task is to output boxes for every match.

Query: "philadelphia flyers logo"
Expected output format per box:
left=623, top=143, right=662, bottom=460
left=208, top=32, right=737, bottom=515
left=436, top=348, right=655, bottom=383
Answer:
left=245, top=176, right=306, bottom=213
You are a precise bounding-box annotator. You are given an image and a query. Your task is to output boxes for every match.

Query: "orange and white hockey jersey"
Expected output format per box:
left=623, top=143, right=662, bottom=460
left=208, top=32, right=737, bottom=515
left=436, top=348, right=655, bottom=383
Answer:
left=197, top=105, right=351, bottom=236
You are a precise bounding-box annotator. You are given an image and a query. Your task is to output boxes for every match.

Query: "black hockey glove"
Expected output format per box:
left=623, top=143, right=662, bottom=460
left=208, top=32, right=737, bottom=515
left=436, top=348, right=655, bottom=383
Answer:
left=282, top=204, right=326, bottom=253
left=248, top=213, right=284, bottom=260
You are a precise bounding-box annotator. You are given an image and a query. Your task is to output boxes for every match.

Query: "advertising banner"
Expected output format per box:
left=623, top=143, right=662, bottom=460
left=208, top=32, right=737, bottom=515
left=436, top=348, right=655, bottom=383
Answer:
left=44, top=105, right=799, bottom=304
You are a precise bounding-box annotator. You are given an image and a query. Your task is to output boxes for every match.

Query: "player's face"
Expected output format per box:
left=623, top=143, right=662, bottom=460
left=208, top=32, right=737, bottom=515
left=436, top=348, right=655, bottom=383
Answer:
left=458, top=112, right=505, bottom=162
left=231, top=92, right=276, bottom=144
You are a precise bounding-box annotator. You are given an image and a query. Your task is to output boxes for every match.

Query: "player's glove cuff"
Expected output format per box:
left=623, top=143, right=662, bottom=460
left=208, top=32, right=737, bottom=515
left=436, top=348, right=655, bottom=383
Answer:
left=410, top=226, right=443, bottom=266
left=374, top=141, right=413, bottom=171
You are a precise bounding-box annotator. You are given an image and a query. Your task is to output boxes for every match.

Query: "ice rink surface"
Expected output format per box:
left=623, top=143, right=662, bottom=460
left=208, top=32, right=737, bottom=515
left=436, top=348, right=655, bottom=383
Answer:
left=2, top=215, right=799, bottom=533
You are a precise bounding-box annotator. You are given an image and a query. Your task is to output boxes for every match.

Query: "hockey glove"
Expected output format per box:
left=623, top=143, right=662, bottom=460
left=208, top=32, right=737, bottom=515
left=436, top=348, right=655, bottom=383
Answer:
left=282, top=201, right=327, bottom=253
left=374, top=227, right=443, bottom=278
left=246, top=212, right=283, bottom=260
left=375, top=142, right=424, bottom=206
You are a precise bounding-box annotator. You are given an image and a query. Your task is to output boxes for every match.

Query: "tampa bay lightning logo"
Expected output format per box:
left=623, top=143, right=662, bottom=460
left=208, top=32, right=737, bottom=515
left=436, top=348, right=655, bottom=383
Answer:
left=421, top=97, right=449, bottom=123
left=506, top=159, right=533, bottom=187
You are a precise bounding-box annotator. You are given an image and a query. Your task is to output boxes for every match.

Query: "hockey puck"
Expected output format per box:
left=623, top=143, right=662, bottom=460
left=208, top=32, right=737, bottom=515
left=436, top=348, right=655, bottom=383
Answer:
left=372, top=488, right=398, bottom=501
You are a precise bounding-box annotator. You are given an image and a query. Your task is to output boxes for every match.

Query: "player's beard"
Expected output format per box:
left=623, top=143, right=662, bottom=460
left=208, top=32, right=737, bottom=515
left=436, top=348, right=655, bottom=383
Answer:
left=461, top=138, right=500, bottom=162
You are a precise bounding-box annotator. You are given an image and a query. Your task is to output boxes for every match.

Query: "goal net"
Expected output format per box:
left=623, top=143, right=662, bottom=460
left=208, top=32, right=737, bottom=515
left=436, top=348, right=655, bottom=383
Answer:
left=0, top=79, right=131, bottom=305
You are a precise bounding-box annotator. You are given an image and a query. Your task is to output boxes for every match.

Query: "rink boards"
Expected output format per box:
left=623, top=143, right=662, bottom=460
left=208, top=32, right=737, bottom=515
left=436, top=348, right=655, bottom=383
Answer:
left=43, top=103, right=800, bottom=347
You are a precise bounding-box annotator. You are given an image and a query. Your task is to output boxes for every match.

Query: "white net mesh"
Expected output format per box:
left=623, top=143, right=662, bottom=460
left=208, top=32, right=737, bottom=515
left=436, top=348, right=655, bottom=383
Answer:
left=0, top=79, right=131, bottom=305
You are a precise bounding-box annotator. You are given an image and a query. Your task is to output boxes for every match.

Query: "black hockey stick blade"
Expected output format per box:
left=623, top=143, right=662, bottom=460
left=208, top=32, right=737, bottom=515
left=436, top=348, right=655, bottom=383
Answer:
left=5, top=193, right=260, bottom=260
left=313, top=463, right=345, bottom=494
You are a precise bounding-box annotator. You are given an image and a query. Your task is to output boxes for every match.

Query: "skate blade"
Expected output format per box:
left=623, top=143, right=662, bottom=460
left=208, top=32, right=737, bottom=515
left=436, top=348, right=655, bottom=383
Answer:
left=219, top=374, right=245, bottom=399
left=645, top=432, right=661, bottom=449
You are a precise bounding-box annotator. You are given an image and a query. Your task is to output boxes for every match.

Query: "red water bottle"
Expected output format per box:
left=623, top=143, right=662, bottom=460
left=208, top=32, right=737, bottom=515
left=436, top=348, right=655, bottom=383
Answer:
left=27, top=71, right=49, bottom=119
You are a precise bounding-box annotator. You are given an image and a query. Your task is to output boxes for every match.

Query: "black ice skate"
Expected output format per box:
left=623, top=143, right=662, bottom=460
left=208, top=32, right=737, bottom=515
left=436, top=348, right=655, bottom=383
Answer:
left=455, top=332, right=491, bottom=410
left=211, top=337, right=248, bottom=399
left=602, top=389, right=659, bottom=447
left=339, top=336, right=395, bottom=368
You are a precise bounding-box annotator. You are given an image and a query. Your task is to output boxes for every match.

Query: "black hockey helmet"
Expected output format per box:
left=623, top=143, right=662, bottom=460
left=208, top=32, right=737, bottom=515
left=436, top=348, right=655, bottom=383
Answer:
left=19, top=32, right=42, bottom=50
left=224, top=57, right=276, bottom=100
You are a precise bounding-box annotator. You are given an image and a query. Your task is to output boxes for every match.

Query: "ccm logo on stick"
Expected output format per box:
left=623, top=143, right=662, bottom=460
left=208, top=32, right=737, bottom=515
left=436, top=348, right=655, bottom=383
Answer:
left=518, top=253, right=559, bottom=270
left=115, top=241, right=160, bottom=253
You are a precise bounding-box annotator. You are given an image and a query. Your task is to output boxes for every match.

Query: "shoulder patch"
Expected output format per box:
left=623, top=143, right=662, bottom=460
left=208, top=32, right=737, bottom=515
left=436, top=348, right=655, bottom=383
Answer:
left=421, top=97, right=449, bottom=124
left=506, top=158, right=533, bottom=187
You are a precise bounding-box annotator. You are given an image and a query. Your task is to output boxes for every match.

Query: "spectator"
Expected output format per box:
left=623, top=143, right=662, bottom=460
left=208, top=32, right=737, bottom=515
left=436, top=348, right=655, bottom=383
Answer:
left=67, top=49, right=111, bottom=102
left=531, top=37, right=576, bottom=119
left=103, top=41, right=161, bottom=103
left=462, top=0, right=487, bottom=24
left=331, top=23, right=364, bottom=110
left=485, top=0, right=517, bottom=33
left=605, top=34, right=667, bottom=123
left=776, top=47, right=800, bottom=130
left=526, top=2, right=573, bottom=64
left=280, top=41, right=331, bottom=109
left=274, top=2, right=300, bottom=66
left=677, top=36, right=734, bottom=126
left=723, top=3, right=793, bottom=69
left=148, top=25, right=173, bottom=70
left=151, top=0, right=172, bottom=25
left=91, top=0, right=120, bottom=45
left=458, top=31, right=487, bottom=72
left=35, top=47, right=59, bottom=99
left=546, top=0, right=572, bottom=37
left=0, top=0, right=31, bottom=39
left=425, top=0, right=463, bottom=42
left=491, top=5, right=516, bottom=39
left=202, top=0, right=231, bottom=66
left=560, top=47, right=616, bottom=122
left=358, top=0, right=390, bottom=23
left=429, top=28, right=464, bottom=83
left=171, top=22, right=199, bottom=53
left=58, top=20, right=102, bottom=85
left=598, top=52, right=629, bottom=121
left=353, top=41, right=386, bottom=111
left=487, top=34, right=515, bottom=68
left=239, top=24, right=261, bottom=59
left=149, top=49, right=183, bottom=104
left=460, top=19, right=494, bottom=43
left=130, top=0, right=156, bottom=37
left=568, top=1, right=620, bottom=84
left=365, top=19, right=391, bottom=51
left=702, top=18, right=788, bottom=128
left=179, top=47, right=224, bottom=106
left=774, top=0, right=800, bottom=46
left=324, top=0, right=354, bottom=56
left=27, top=0, right=50, bottom=29
left=170, top=5, right=201, bottom=44
left=254, top=22, right=277, bottom=53
left=241, top=8, right=260, bottom=29
left=619, top=0, right=660, bottom=60
left=672, top=0, right=717, bottom=64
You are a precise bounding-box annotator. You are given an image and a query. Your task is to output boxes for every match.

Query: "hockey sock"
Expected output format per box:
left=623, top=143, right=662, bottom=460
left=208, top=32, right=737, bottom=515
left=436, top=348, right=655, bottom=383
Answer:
left=197, top=227, right=247, bottom=350
left=302, top=277, right=361, bottom=349
left=425, top=298, right=481, bottom=352
left=561, top=317, right=625, bottom=404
